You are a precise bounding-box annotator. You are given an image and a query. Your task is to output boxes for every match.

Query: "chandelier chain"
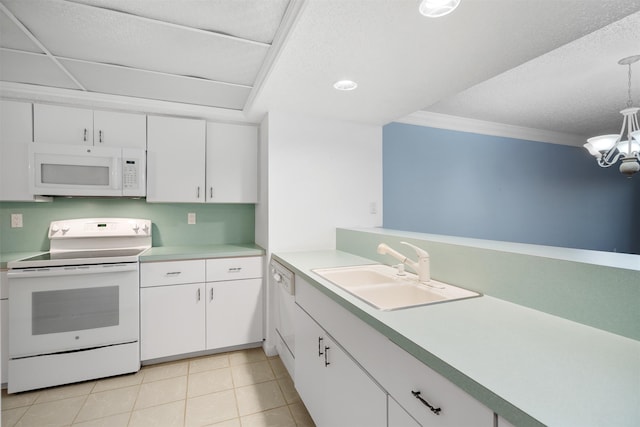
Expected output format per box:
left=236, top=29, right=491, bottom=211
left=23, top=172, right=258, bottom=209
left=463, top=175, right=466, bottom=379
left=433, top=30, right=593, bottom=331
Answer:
left=628, top=63, right=633, bottom=108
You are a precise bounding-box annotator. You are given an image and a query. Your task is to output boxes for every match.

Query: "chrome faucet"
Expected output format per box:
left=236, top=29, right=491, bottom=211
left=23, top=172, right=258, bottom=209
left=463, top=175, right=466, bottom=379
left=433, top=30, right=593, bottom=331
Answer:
left=377, top=241, right=430, bottom=283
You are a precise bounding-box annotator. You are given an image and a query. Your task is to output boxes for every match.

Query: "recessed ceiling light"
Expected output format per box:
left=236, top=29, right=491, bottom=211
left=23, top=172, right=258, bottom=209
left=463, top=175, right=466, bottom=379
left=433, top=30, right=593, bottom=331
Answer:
left=333, top=80, right=358, bottom=91
left=419, top=0, right=461, bottom=17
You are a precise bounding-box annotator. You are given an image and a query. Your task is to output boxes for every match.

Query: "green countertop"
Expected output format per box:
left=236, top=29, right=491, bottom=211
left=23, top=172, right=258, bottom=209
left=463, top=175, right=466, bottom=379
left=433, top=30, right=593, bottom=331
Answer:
left=1, top=244, right=264, bottom=268
left=273, top=249, right=640, bottom=427
left=139, top=243, right=264, bottom=262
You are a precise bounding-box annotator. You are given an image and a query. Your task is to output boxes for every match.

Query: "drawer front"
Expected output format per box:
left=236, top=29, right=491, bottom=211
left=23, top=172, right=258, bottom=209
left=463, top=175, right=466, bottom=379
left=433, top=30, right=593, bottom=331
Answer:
left=206, top=256, right=262, bottom=282
left=140, top=260, right=205, bottom=287
left=381, top=341, right=493, bottom=427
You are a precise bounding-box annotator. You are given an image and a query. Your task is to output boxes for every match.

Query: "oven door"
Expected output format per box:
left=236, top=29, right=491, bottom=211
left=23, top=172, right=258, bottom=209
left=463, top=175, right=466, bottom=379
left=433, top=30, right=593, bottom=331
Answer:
left=8, top=263, right=139, bottom=359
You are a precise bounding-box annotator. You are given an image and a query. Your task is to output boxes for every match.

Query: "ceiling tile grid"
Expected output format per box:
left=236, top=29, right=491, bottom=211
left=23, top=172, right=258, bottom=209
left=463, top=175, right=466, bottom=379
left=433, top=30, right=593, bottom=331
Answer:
left=0, top=0, right=291, bottom=111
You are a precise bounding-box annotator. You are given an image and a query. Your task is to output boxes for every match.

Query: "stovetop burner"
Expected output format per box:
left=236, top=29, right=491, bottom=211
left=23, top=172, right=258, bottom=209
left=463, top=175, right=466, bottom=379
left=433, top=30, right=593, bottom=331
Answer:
left=8, top=218, right=152, bottom=269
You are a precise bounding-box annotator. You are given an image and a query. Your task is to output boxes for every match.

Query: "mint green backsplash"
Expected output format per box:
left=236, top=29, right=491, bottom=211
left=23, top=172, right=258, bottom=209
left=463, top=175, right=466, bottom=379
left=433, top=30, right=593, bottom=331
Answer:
left=337, top=228, right=640, bottom=341
left=0, top=198, right=255, bottom=253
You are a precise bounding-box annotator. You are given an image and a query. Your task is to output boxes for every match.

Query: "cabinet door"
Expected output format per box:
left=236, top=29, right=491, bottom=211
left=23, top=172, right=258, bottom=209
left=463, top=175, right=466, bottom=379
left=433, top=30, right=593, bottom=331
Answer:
left=497, top=415, right=516, bottom=427
left=0, top=100, right=33, bottom=201
left=205, top=122, right=257, bottom=203
left=1, top=298, right=8, bottom=384
left=140, top=283, right=205, bottom=360
left=205, top=278, right=263, bottom=350
left=389, top=396, right=421, bottom=427
left=93, top=110, right=146, bottom=148
left=147, top=115, right=206, bottom=202
left=294, top=304, right=326, bottom=426
left=33, top=104, right=93, bottom=145
left=294, top=304, right=386, bottom=427
left=323, top=333, right=386, bottom=427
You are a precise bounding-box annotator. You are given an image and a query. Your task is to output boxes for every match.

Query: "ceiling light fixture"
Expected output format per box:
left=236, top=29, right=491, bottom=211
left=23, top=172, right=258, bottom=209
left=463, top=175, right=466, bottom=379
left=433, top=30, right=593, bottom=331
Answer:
left=584, top=55, right=640, bottom=177
left=333, top=80, right=358, bottom=91
left=419, top=0, right=461, bottom=18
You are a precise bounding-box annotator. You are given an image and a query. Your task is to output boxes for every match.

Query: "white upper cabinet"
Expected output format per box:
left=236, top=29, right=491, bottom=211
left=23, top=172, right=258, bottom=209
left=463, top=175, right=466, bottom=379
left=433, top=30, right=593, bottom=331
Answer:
left=93, top=110, right=146, bottom=148
left=206, top=122, right=258, bottom=203
left=147, top=118, right=258, bottom=203
left=34, top=104, right=93, bottom=145
left=0, top=100, right=33, bottom=201
left=33, top=104, right=146, bottom=148
left=146, top=115, right=206, bottom=203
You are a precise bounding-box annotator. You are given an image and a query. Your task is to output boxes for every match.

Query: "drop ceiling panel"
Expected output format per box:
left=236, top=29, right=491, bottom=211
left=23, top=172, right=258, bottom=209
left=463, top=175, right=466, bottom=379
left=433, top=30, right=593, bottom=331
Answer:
left=0, top=50, right=80, bottom=89
left=425, top=10, right=640, bottom=138
left=68, top=0, right=291, bottom=44
left=0, top=9, right=42, bottom=53
left=3, top=0, right=269, bottom=86
left=61, top=59, right=250, bottom=109
left=249, top=0, right=640, bottom=125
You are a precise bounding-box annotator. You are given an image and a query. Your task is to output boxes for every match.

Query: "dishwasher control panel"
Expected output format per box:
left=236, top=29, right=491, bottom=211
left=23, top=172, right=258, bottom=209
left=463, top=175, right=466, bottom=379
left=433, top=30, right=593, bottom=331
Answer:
left=270, top=259, right=295, bottom=295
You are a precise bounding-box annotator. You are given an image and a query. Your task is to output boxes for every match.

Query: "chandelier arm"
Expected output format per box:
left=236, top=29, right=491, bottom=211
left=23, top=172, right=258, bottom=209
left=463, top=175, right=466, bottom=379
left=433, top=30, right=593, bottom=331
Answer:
left=597, top=152, right=622, bottom=167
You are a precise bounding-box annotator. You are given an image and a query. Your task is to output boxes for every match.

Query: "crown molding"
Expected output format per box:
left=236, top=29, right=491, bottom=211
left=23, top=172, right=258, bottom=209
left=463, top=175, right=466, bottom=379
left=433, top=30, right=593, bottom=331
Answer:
left=395, top=111, right=586, bottom=147
left=0, top=82, right=253, bottom=124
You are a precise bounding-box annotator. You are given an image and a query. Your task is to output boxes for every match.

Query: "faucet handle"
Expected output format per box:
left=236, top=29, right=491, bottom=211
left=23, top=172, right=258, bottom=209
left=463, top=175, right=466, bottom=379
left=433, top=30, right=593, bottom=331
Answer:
left=400, top=241, right=429, bottom=258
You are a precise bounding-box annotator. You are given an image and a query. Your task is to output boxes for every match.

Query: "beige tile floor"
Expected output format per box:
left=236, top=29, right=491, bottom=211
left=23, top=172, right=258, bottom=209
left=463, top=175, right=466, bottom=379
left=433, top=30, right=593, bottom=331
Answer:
left=1, top=347, right=315, bottom=427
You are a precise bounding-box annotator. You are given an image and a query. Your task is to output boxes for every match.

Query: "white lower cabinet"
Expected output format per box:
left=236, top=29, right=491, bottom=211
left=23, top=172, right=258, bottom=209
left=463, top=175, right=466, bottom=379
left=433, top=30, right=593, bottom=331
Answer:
left=497, top=415, right=516, bottom=427
left=389, top=396, right=421, bottom=427
left=295, top=276, right=494, bottom=427
left=140, top=282, right=205, bottom=360
left=295, top=305, right=386, bottom=427
left=205, top=278, right=262, bottom=349
left=1, top=270, right=8, bottom=384
left=140, top=257, right=263, bottom=361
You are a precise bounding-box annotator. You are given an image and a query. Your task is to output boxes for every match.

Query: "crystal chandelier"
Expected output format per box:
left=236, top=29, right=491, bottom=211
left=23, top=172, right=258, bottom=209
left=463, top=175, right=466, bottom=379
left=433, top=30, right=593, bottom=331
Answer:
left=584, top=55, right=640, bottom=177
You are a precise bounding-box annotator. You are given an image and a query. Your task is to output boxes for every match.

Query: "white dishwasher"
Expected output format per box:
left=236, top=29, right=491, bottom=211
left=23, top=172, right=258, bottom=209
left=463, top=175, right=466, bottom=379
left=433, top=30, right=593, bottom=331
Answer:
left=270, top=258, right=295, bottom=377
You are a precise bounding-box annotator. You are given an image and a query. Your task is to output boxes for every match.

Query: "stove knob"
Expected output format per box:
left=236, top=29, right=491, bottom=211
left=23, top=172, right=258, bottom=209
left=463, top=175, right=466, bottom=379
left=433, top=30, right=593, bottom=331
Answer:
left=142, top=223, right=150, bottom=234
left=61, top=225, right=70, bottom=234
left=132, top=223, right=140, bottom=233
left=50, top=225, right=59, bottom=235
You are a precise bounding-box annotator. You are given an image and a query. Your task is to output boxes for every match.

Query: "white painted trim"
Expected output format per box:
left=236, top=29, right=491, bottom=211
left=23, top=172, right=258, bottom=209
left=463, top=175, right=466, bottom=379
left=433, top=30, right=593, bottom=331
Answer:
left=0, top=82, right=254, bottom=124
left=395, top=111, right=586, bottom=147
left=243, top=0, right=308, bottom=120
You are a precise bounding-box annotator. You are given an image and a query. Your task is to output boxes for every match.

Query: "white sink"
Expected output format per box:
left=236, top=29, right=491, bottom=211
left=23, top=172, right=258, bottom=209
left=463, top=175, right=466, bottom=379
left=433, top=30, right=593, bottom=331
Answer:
left=312, top=264, right=480, bottom=311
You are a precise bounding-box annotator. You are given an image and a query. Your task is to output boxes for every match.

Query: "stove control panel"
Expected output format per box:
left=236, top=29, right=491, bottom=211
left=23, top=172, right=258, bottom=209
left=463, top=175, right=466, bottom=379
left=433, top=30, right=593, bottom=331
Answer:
left=49, top=218, right=152, bottom=239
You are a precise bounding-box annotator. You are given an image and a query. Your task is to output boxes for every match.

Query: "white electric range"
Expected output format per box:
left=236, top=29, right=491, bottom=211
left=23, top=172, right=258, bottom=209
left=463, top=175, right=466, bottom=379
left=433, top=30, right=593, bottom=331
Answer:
left=7, top=218, right=151, bottom=393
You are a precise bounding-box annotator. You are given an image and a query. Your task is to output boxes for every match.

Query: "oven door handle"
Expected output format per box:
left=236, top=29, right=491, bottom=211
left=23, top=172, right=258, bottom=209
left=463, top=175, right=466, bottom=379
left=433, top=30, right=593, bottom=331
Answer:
left=8, top=263, right=138, bottom=278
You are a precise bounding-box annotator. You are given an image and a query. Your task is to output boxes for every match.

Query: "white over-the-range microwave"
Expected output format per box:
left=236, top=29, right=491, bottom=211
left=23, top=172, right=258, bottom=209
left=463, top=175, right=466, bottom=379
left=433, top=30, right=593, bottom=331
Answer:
left=29, top=143, right=146, bottom=197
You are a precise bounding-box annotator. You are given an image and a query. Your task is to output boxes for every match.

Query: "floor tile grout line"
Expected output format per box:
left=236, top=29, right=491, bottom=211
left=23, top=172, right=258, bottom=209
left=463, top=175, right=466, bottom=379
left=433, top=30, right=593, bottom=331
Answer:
left=2, top=350, right=306, bottom=427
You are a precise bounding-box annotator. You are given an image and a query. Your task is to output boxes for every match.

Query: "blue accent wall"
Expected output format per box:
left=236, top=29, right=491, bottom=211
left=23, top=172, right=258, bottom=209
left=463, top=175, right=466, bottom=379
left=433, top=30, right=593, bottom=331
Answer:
left=383, top=123, right=640, bottom=254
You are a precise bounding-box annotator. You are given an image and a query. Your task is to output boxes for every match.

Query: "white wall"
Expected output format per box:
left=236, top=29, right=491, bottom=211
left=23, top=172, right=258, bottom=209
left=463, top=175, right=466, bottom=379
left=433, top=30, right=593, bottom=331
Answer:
left=257, top=111, right=382, bottom=357
left=264, top=111, right=383, bottom=252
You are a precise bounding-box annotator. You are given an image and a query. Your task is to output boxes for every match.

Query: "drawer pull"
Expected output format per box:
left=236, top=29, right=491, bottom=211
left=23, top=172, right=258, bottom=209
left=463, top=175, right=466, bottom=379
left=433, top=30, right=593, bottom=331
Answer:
left=228, top=267, right=243, bottom=273
left=324, top=346, right=330, bottom=367
left=318, top=337, right=324, bottom=356
left=165, top=271, right=182, bottom=276
left=411, top=390, right=441, bottom=415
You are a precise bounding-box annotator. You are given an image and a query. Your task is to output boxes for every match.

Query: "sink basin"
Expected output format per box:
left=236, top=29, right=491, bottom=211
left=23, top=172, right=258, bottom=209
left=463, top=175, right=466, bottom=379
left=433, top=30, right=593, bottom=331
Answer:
left=312, top=264, right=480, bottom=311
